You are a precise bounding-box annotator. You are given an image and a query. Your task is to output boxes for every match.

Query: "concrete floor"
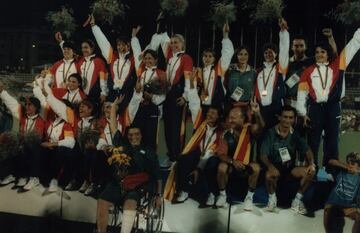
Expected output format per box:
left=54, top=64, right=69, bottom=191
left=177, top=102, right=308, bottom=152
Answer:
left=0, top=184, right=354, bottom=233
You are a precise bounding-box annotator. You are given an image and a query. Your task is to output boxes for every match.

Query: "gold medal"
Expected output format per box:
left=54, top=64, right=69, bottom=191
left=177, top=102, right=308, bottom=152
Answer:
left=262, top=90, right=268, bottom=96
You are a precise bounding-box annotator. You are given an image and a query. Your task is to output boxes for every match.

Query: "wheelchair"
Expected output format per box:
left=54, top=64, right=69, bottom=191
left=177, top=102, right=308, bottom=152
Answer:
left=107, top=184, right=165, bottom=233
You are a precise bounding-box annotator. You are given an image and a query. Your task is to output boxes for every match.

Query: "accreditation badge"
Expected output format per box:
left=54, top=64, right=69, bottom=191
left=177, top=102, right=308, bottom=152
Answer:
left=230, top=87, right=244, bottom=101
left=279, top=147, right=291, bottom=163
left=286, top=73, right=300, bottom=88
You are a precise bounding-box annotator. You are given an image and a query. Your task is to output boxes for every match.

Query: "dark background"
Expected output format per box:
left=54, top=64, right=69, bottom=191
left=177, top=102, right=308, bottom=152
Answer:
left=1, top=0, right=359, bottom=70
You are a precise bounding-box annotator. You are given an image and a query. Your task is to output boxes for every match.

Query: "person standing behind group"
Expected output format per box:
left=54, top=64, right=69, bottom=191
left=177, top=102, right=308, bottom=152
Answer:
left=150, top=16, right=194, bottom=164
left=195, top=22, right=234, bottom=113
left=128, top=26, right=167, bottom=150
left=55, top=32, right=108, bottom=103
left=225, top=45, right=257, bottom=113
left=285, top=29, right=338, bottom=109
left=297, top=27, right=360, bottom=168
left=44, top=40, right=78, bottom=89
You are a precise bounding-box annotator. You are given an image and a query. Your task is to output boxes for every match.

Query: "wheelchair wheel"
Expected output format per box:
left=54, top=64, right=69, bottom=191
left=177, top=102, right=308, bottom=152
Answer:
left=145, top=196, right=165, bottom=233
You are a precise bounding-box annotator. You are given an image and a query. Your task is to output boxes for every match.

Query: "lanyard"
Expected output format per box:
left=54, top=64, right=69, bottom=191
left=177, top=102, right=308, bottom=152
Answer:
left=202, top=66, right=214, bottom=95
left=201, top=128, right=217, bottom=155
left=116, top=57, right=128, bottom=81
left=142, top=69, right=156, bottom=84
left=262, top=65, right=275, bottom=90
left=62, top=61, right=74, bottom=83
left=316, top=65, right=329, bottom=91
left=167, top=55, right=182, bottom=83
left=67, top=90, right=79, bottom=103
left=48, top=120, right=64, bottom=139
left=25, top=116, right=37, bottom=133
left=82, top=58, right=93, bottom=88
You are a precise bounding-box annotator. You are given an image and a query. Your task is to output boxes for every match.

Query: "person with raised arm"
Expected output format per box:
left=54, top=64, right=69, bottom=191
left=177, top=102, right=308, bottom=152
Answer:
left=297, top=27, right=360, bottom=168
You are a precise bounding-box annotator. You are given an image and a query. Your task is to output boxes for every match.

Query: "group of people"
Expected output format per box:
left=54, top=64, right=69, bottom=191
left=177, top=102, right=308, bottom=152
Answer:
left=0, top=14, right=360, bottom=233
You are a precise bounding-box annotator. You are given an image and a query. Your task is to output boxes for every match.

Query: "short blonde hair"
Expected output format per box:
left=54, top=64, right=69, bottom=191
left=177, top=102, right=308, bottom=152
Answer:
left=172, top=34, right=186, bottom=50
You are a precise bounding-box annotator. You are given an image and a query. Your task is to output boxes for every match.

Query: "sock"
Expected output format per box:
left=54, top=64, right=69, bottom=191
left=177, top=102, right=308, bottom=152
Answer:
left=269, top=193, right=276, bottom=200
left=246, top=190, right=254, bottom=199
left=295, top=192, right=303, bottom=201
left=220, top=190, right=226, bottom=196
left=120, top=210, right=136, bottom=233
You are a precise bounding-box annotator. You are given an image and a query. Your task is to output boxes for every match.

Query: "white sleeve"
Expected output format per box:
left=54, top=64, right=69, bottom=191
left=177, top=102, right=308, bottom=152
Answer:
left=0, top=90, right=20, bottom=119
left=160, top=32, right=171, bottom=58
left=96, top=137, right=108, bottom=150
left=187, top=88, right=201, bottom=124
left=58, top=136, right=75, bottom=149
left=92, top=25, right=112, bottom=63
left=296, top=89, right=308, bottom=116
left=147, top=33, right=163, bottom=51
left=151, top=94, right=166, bottom=106
left=45, top=85, right=73, bottom=123
left=128, top=91, right=143, bottom=123
left=32, top=86, right=47, bottom=108
left=343, top=28, right=360, bottom=67
left=100, top=77, right=109, bottom=96
left=279, top=30, right=290, bottom=75
left=59, top=41, right=65, bottom=53
left=219, top=38, right=234, bottom=72
left=131, top=36, right=142, bottom=71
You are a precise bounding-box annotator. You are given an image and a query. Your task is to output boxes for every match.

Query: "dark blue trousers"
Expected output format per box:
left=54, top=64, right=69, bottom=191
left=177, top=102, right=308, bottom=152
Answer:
left=308, top=101, right=341, bottom=167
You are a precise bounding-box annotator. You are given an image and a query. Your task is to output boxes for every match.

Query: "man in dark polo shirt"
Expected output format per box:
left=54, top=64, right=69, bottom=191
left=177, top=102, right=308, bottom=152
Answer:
left=260, top=105, right=315, bottom=214
left=97, top=121, right=162, bottom=233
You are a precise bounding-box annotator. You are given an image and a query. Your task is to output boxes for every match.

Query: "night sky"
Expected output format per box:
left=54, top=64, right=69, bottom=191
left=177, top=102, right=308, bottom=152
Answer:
left=1, top=0, right=340, bottom=28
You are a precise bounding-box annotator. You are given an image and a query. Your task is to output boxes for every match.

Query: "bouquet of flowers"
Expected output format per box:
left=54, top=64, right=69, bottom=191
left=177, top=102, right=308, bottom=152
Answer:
left=91, top=0, right=127, bottom=25
left=209, top=1, right=237, bottom=28
left=0, top=132, right=21, bottom=162
left=144, top=78, right=169, bottom=95
left=21, top=131, right=42, bottom=150
left=46, top=6, right=77, bottom=38
left=79, top=129, right=100, bottom=150
left=160, top=0, right=189, bottom=17
left=107, top=146, right=132, bottom=181
left=244, top=0, right=284, bottom=24
left=0, top=75, right=24, bottom=96
left=327, top=0, right=360, bottom=25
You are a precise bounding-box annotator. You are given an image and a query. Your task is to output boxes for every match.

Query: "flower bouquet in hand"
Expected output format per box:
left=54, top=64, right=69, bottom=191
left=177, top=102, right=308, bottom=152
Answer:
left=46, top=6, right=76, bottom=39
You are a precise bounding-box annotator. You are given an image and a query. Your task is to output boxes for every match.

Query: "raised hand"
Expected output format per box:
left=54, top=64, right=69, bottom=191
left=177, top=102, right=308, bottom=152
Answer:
left=278, top=18, right=288, bottom=31
left=132, top=26, right=142, bottom=38
left=55, top=32, right=63, bottom=43
left=113, top=95, right=125, bottom=106
left=250, top=96, right=260, bottom=113
left=322, top=28, right=333, bottom=38
left=89, top=14, right=95, bottom=26
left=223, top=21, right=230, bottom=38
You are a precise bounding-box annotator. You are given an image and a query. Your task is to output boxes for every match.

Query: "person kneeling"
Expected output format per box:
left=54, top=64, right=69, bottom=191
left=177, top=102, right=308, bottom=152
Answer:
left=215, top=100, right=264, bottom=210
left=260, top=105, right=315, bottom=214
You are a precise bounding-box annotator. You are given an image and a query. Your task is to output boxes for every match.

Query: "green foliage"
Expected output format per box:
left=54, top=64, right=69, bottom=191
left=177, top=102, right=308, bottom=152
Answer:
left=160, top=0, right=189, bottom=17
left=209, top=1, right=237, bottom=28
left=46, top=6, right=77, bottom=38
left=91, top=0, right=127, bottom=25
left=327, top=0, right=360, bottom=25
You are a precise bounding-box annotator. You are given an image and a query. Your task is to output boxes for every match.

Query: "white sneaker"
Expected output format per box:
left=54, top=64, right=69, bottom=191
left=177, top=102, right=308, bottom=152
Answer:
left=0, top=175, right=15, bottom=185
left=175, top=191, right=189, bottom=203
left=48, top=179, right=58, bottom=192
left=84, top=183, right=95, bottom=196
left=16, top=177, right=28, bottom=187
left=79, top=181, right=89, bottom=193
left=243, top=196, right=254, bottom=211
left=23, top=177, right=40, bottom=191
left=291, top=198, right=307, bottom=215
left=216, top=192, right=228, bottom=208
left=266, top=196, right=277, bottom=212
left=206, top=193, right=215, bottom=206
